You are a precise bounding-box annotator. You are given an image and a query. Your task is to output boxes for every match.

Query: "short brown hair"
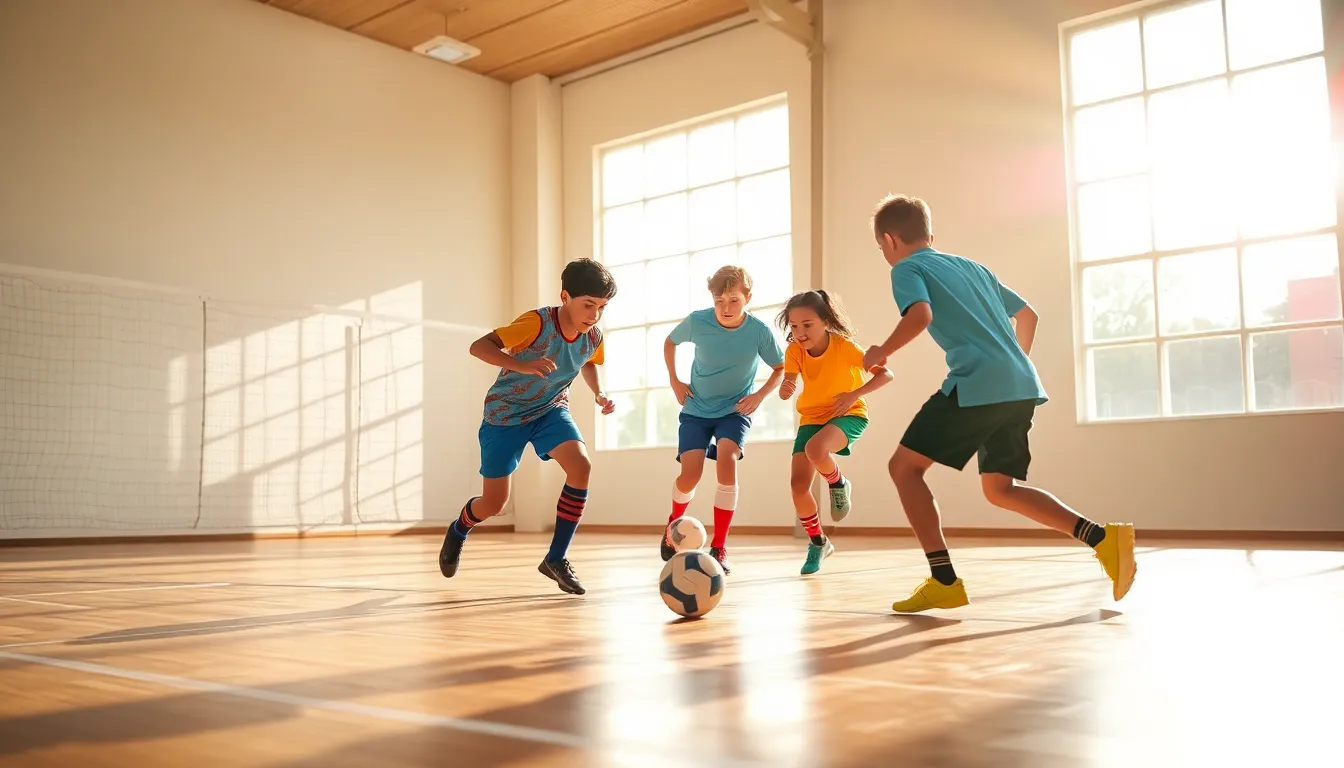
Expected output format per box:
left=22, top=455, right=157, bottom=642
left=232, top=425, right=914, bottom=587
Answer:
left=872, top=194, right=932, bottom=244
left=708, top=265, right=752, bottom=296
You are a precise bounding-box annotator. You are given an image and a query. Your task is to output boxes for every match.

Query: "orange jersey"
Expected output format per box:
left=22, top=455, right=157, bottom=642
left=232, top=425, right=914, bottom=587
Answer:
left=784, top=336, right=869, bottom=426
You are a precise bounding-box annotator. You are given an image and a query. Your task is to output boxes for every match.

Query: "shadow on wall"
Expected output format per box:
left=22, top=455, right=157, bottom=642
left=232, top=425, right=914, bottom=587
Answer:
left=0, top=270, right=486, bottom=535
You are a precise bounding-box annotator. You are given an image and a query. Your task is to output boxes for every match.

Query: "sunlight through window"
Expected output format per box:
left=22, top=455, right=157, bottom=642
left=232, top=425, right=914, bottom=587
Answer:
left=595, top=100, right=796, bottom=450
left=1065, top=0, right=1342, bottom=421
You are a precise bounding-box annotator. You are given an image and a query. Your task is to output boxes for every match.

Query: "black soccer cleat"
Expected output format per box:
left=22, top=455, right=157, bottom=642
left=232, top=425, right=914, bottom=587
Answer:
left=538, top=558, right=586, bottom=595
left=709, top=546, right=732, bottom=575
left=660, top=526, right=676, bottom=561
left=438, top=531, right=465, bottom=578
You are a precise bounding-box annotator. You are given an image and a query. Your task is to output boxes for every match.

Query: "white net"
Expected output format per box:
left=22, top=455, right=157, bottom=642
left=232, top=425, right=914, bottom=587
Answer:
left=0, top=267, right=472, bottom=534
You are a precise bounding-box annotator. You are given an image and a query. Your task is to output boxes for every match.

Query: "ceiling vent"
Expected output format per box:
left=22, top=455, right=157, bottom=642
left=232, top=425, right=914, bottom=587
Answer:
left=413, top=35, right=481, bottom=64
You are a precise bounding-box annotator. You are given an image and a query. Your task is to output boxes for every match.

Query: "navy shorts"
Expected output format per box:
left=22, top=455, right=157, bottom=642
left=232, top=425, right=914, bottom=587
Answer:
left=478, top=407, right=583, bottom=479
left=676, top=411, right=752, bottom=462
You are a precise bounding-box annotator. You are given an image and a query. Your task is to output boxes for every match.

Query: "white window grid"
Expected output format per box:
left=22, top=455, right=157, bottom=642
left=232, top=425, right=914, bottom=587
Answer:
left=1062, top=0, right=1343, bottom=423
left=592, top=98, right=797, bottom=450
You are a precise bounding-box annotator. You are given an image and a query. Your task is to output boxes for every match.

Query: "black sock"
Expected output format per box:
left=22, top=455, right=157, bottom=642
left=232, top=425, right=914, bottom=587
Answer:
left=810, top=533, right=826, bottom=547
left=926, top=550, right=957, bottom=586
left=1073, top=518, right=1106, bottom=548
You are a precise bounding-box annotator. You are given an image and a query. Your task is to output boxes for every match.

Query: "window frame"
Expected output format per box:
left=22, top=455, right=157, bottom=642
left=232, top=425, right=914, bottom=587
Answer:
left=591, top=96, right=798, bottom=451
left=1060, top=0, right=1344, bottom=425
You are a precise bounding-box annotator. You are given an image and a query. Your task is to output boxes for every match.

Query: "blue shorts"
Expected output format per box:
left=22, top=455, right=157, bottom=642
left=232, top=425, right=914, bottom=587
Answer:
left=677, top=412, right=752, bottom=462
left=479, top=407, right=583, bottom=479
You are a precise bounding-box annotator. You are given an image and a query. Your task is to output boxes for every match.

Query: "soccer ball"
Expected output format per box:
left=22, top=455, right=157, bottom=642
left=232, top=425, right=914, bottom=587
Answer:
left=666, top=516, right=706, bottom=552
left=659, top=550, right=725, bottom=619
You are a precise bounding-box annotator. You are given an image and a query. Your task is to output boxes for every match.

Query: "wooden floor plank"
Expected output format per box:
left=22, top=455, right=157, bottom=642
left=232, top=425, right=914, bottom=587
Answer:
left=1, top=533, right=1341, bottom=767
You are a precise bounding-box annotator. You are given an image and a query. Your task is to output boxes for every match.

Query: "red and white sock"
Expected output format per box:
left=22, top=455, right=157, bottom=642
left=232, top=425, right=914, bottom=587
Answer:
left=799, top=512, right=822, bottom=539
left=711, top=483, right=737, bottom=549
left=670, top=482, right=695, bottom=523
left=821, top=465, right=844, bottom=488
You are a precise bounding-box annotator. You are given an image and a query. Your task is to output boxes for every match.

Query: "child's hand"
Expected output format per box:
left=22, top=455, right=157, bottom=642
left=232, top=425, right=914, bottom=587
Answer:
left=514, top=357, right=557, bottom=377
left=828, top=391, right=861, bottom=419
left=779, top=379, right=797, bottom=399
left=671, top=378, right=693, bottom=405
left=862, top=345, right=888, bottom=371
left=736, top=391, right=765, bottom=415
left=595, top=392, right=616, bottom=415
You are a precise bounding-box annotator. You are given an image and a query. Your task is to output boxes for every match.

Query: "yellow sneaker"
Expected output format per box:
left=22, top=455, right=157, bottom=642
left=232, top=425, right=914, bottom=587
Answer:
left=1093, top=522, right=1136, bottom=601
left=891, top=577, right=969, bottom=613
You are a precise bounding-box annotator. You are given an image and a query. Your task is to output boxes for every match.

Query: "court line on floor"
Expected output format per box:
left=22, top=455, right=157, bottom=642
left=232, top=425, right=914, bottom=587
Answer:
left=0, top=649, right=767, bottom=767
left=0, top=596, right=86, bottom=609
left=5, top=582, right=233, bottom=599
left=822, top=673, right=1059, bottom=702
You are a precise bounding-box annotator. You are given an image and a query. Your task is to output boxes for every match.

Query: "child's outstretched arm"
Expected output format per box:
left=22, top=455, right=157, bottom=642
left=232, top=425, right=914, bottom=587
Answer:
left=739, top=364, right=785, bottom=415
left=863, top=302, right=932, bottom=370
left=779, top=371, right=799, bottom=399
left=580, top=362, right=615, bottom=415
left=470, top=332, right=554, bottom=376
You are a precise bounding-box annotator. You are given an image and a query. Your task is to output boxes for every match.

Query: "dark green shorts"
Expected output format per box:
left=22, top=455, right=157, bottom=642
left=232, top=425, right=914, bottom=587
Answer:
left=792, top=415, right=869, bottom=456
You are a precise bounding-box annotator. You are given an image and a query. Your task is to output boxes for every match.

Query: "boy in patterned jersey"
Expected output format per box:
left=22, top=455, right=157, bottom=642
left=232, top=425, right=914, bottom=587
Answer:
left=438, top=258, right=617, bottom=595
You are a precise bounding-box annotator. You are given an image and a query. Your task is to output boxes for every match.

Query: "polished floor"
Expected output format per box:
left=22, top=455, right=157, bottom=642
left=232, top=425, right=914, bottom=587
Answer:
left=1, top=532, right=1341, bottom=767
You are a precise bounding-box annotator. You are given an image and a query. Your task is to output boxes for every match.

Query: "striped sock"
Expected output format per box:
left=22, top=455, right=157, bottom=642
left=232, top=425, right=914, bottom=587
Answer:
left=820, top=465, right=844, bottom=488
left=547, top=485, right=587, bottom=562
left=799, top=512, right=824, bottom=545
left=450, top=497, right=482, bottom=541
left=1073, top=517, right=1106, bottom=548
left=926, top=549, right=957, bottom=586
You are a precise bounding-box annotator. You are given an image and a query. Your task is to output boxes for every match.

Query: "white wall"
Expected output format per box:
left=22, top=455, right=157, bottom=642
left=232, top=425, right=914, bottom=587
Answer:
left=0, top=0, right=511, bottom=535
left=823, top=0, right=1344, bottom=532
left=562, top=22, right=813, bottom=528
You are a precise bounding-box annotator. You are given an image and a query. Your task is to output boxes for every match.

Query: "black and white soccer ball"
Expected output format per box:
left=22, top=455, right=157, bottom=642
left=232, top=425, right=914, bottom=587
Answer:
left=666, top=516, right=707, bottom=552
left=658, top=550, right=725, bottom=618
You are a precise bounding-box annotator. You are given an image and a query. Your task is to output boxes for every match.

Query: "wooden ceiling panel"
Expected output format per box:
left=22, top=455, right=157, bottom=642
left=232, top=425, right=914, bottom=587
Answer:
left=462, top=0, right=689, bottom=73
left=486, top=0, right=748, bottom=81
left=265, top=0, right=410, bottom=30
left=258, top=0, right=757, bottom=83
left=428, top=0, right=570, bottom=42
left=346, top=1, right=445, bottom=49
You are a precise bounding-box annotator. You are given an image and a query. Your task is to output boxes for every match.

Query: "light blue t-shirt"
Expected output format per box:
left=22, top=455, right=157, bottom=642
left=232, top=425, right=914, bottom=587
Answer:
left=669, top=308, right=785, bottom=419
left=890, top=248, right=1047, bottom=407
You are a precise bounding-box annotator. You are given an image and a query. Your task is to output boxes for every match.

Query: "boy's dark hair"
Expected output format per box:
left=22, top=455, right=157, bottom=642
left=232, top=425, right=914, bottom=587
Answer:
left=776, top=290, right=856, bottom=343
left=561, top=258, right=618, bottom=300
left=872, top=194, right=932, bottom=244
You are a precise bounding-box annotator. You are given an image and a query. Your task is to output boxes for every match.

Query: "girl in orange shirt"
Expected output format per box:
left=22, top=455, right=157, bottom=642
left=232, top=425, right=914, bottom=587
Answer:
left=778, top=290, right=894, bottom=575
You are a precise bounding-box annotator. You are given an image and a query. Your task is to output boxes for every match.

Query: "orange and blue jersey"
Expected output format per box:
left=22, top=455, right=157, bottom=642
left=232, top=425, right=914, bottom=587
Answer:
left=482, top=307, right=605, bottom=426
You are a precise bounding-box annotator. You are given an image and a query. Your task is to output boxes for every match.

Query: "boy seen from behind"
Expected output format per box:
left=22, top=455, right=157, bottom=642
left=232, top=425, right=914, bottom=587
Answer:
left=861, top=194, right=1136, bottom=613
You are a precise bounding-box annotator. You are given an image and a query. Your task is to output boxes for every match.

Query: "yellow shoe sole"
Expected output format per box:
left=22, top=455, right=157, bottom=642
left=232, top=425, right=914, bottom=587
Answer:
left=1109, top=523, right=1136, bottom=601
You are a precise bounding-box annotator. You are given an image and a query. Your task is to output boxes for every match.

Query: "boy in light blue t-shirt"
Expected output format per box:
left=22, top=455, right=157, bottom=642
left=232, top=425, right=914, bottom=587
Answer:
left=661, top=266, right=785, bottom=574
left=862, top=194, right=1137, bottom=614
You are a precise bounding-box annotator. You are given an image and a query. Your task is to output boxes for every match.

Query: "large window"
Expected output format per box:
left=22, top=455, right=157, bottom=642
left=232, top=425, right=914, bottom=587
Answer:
left=1064, top=0, right=1343, bottom=421
left=595, top=99, right=796, bottom=450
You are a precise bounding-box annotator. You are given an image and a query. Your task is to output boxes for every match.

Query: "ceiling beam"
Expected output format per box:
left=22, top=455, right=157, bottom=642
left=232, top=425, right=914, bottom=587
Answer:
left=745, top=0, right=818, bottom=55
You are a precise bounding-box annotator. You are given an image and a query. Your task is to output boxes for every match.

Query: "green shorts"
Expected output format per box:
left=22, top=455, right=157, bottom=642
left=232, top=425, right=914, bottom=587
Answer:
left=792, top=415, right=869, bottom=456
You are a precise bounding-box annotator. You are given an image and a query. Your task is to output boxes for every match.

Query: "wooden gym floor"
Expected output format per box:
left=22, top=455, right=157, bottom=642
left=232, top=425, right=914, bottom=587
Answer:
left=1, top=533, right=1341, bottom=767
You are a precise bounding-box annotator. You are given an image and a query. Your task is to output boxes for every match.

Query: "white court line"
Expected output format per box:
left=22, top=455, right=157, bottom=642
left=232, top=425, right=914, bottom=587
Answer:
left=0, top=596, right=85, bottom=609
left=823, top=674, right=1054, bottom=702
left=5, top=582, right=232, bottom=599
left=0, top=650, right=768, bottom=767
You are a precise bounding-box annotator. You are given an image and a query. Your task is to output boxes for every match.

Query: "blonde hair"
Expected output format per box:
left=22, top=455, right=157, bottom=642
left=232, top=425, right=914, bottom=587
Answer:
left=708, top=265, right=753, bottom=296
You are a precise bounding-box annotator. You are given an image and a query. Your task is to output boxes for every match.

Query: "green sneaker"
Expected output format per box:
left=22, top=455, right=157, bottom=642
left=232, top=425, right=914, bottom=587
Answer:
left=828, top=478, right=852, bottom=522
left=800, top=538, right=835, bottom=575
